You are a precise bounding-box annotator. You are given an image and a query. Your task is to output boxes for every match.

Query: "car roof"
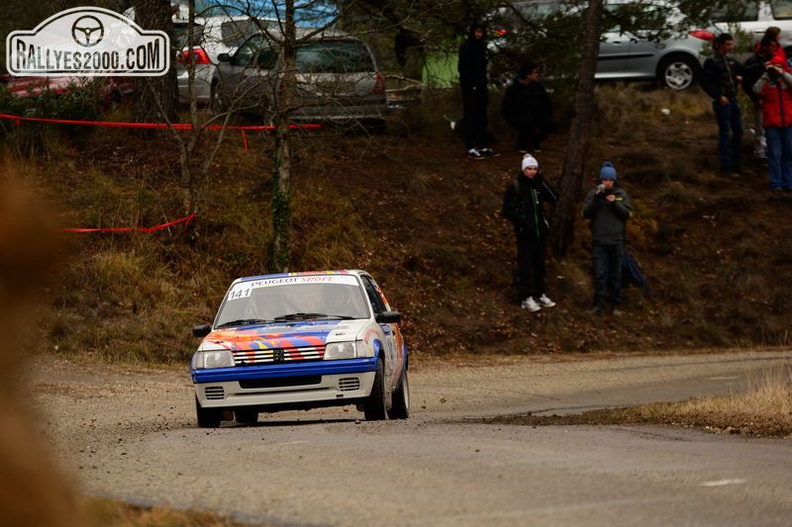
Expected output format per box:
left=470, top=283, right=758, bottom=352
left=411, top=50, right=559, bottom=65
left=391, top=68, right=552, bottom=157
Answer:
left=233, top=270, right=365, bottom=284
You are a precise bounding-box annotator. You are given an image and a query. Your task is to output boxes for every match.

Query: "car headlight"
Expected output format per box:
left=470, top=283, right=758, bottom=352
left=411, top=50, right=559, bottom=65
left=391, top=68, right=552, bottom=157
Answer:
left=192, top=349, right=235, bottom=369
left=325, top=341, right=373, bottom=360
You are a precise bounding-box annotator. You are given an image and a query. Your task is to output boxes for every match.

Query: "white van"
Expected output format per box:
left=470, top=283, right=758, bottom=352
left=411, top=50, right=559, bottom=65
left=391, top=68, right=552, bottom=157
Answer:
left=710, top=0, right=792, bottom=50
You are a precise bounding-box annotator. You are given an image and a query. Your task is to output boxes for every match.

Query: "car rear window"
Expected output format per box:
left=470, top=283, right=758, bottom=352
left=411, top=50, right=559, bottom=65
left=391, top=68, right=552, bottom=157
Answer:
left=772, top=0, right=792, bottom=19
left=710, top=2, right=760, bottom=23
left=296, top=40, right=375, bottom=73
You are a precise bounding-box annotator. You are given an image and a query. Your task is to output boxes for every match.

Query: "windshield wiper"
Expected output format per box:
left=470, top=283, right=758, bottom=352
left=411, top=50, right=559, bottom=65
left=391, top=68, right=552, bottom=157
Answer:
left=216, top=318, right=271, bottom=329
left=272, top=312, right=350, bottom=321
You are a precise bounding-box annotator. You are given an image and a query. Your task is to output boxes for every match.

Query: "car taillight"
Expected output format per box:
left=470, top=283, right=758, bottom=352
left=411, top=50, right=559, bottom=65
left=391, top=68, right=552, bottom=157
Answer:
left=178, top=47, right=211, bottom=65
left=373, top=72, right=385, bottom=95
left=689, top=30, right=714, bottom=42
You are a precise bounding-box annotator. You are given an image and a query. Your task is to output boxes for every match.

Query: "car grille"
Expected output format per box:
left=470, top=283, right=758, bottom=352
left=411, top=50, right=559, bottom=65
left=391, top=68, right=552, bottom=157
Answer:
left=338, top=377, right=360, bottom=391
left=205, top=386, right=225, bottom=400
left=239, top=376, right=322, bottom=389
left=233, top=346, right=325, bottom=365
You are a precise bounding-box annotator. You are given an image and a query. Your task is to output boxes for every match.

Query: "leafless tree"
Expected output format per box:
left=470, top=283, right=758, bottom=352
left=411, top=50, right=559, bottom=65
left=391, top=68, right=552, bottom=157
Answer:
left=549, top=0, right=604, bottom=257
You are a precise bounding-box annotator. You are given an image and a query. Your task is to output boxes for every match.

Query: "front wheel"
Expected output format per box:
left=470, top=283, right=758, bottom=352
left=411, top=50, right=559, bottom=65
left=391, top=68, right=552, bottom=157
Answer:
left=210, top=80, right=228, bottom=115
left=235, top=408, right=258, bottom=425
left=659, top=55, right=699, bottom=91
left=195, top=397, right=222, bottom=428
left=364, top=358, right=388, bottom=421
left=387, top=369, right=410, bottom=420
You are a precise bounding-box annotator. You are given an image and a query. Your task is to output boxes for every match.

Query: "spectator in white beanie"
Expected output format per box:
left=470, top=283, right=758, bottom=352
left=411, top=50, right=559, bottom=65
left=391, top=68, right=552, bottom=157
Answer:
left=502, top=154, right=559, bottom=312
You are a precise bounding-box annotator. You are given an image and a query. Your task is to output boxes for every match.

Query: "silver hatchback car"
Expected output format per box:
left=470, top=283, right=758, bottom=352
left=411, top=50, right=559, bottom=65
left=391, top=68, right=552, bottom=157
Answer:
left=595, top=0, right=713, bottom=90
left=212, top=28, right=388, bottom=124
left=490, top=0, right=713, bottom=90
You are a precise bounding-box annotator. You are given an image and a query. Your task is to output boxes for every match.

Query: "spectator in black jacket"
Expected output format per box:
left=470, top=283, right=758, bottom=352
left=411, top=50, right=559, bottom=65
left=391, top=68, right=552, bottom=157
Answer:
left=458, top=22, right=498, bottom=160
left=701, top=33, right=745, bottom=176
left=581, top=162, right=632, bottom=316
left=500, top=61, right=556, bottom=153
left=502, top=154, right=558, bottom=312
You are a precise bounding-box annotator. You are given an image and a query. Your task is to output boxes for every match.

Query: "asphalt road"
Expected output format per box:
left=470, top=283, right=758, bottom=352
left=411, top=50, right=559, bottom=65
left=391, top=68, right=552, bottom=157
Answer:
left=30, top=350, right=792, bottom=526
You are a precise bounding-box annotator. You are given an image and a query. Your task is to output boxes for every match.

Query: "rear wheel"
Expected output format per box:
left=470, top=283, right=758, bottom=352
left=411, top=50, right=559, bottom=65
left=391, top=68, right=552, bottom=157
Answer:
left=195, top=397, right=222, bottom=428
left=387, top=369, right=410, bottom=419
left=364, top=358, right=388, bottom=421
left=659, top=55, right=699, bottom=91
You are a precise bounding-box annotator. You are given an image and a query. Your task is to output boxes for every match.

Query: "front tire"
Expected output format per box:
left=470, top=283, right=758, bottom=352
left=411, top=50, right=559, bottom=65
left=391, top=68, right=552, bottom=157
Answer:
left=210, top=80, right=228, bottom=115
left=195, top=397, right=222, bottom=428
left=659, top=55, right=699, bottom=91
left=364, top=358, right=388, bottom=421
left=235, top=408, right=258, bottom=425
left=387, top=369, right=410, bottom=419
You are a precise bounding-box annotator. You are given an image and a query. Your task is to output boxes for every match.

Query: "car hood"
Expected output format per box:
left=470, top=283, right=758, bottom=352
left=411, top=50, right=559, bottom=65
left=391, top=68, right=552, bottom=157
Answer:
left=201, top=319, right=369, bottom=351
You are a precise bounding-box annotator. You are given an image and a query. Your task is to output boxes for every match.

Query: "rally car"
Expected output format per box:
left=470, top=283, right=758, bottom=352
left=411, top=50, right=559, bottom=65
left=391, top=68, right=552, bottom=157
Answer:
left=190, top=270, right=409, bottom=427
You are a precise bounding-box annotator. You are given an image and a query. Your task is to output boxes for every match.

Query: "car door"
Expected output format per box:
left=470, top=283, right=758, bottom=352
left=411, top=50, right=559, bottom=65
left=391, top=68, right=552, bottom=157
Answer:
left=217, top=34, right=278, bottom=111
left=360, top=275, right=399, bottom=390
left=597, top=20, right=630, bottom=78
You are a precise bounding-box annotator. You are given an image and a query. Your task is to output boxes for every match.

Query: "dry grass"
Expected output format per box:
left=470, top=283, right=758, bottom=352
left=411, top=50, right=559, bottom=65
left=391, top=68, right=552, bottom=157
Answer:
left=486, top=361, right=792, bottom=439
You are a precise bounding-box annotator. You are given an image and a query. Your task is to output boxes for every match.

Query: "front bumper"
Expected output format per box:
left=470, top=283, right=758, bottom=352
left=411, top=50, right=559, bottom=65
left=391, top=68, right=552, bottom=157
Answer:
left=192, top=357, right=377, bottom=410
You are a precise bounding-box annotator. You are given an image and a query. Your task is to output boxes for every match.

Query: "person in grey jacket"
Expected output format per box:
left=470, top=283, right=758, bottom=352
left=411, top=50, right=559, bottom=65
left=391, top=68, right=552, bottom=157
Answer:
left=581, top=161, right=632, bottom=314
left=502, top=154, right=558, bottom=312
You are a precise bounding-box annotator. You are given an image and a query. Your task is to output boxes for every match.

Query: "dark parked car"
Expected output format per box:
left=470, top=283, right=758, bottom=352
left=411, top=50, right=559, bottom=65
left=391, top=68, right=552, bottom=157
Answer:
left=211, top=28, right=388, bottom=123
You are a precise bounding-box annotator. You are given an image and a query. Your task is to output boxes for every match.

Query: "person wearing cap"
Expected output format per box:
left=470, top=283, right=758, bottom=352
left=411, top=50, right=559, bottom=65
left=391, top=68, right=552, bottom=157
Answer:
left=753, top=54, right=792, bottom=191
left=502, top=154, right=558, bottom=312
left=582, top=161, right=633, bottom=315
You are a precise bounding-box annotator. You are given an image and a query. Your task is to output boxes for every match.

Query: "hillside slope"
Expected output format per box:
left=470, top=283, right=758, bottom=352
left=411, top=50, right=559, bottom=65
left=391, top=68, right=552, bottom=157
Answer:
left=7, top=83, right=791, bottom=362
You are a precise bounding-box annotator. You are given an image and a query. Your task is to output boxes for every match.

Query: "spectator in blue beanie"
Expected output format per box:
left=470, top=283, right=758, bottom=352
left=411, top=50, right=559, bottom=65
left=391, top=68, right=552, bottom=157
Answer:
left=581, top=161, right=633, bottom=315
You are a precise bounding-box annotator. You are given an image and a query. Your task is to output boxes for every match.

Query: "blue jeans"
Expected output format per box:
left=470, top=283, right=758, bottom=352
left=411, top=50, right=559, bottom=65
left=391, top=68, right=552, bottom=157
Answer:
left=592, top=244, right=623, bottom=308
left=764, top=126, right=792, bottom=190
left=712, top=98, right=743, bottom=172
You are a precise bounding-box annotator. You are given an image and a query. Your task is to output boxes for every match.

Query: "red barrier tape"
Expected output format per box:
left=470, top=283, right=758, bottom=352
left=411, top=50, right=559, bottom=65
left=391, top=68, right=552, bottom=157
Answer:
left=62, top=213, right=196, bottom=233
left=0, top=112, right=322, bottom=132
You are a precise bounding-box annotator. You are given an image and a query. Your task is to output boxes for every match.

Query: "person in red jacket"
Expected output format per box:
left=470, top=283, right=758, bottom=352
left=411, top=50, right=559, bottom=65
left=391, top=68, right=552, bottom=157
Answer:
left=753, top=55, right=792, bottom=191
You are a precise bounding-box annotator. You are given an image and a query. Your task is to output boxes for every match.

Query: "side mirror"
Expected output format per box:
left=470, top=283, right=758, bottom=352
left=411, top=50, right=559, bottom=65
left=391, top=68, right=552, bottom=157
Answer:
left=192, top=324, right=212, bottom=338
left=218, top=53, right=230, bottom=63
left=376, top=311, right=401, bottom=324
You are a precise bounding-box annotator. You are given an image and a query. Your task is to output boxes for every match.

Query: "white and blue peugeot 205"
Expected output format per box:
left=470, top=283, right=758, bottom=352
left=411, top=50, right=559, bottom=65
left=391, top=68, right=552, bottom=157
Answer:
left=190, top=270, right=409, bottom=427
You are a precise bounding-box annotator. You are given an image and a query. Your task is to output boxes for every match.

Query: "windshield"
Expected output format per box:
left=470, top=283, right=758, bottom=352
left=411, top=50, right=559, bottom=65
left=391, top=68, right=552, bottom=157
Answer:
left=214, top=275, right=370, bottom=328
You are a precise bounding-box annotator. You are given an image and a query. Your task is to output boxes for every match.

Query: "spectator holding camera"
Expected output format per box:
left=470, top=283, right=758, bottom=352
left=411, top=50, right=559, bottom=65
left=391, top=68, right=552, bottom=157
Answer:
left=581, top=162, right=632, bottom=316
left=742, top=29, right=783, bottom=160
left=753, top=55, right=792, bottom=191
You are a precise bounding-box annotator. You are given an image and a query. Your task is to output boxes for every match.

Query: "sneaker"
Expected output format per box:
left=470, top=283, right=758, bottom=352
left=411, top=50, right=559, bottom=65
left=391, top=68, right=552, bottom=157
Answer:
left=537, top=294, right=556, bottom=308
left=468, top=148, right=485, bottom=160
left=480, top=148, right=500, bottom=158
left=521, top=297, right=541, bottom=312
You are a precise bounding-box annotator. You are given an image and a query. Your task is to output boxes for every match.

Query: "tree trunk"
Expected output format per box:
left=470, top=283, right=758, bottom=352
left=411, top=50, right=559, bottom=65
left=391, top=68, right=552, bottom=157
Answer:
left=550, top=0, right=604, bottom=258
left=270, top=0, right=297, bottom=272
left=131, top=0, right=178, bottom=124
